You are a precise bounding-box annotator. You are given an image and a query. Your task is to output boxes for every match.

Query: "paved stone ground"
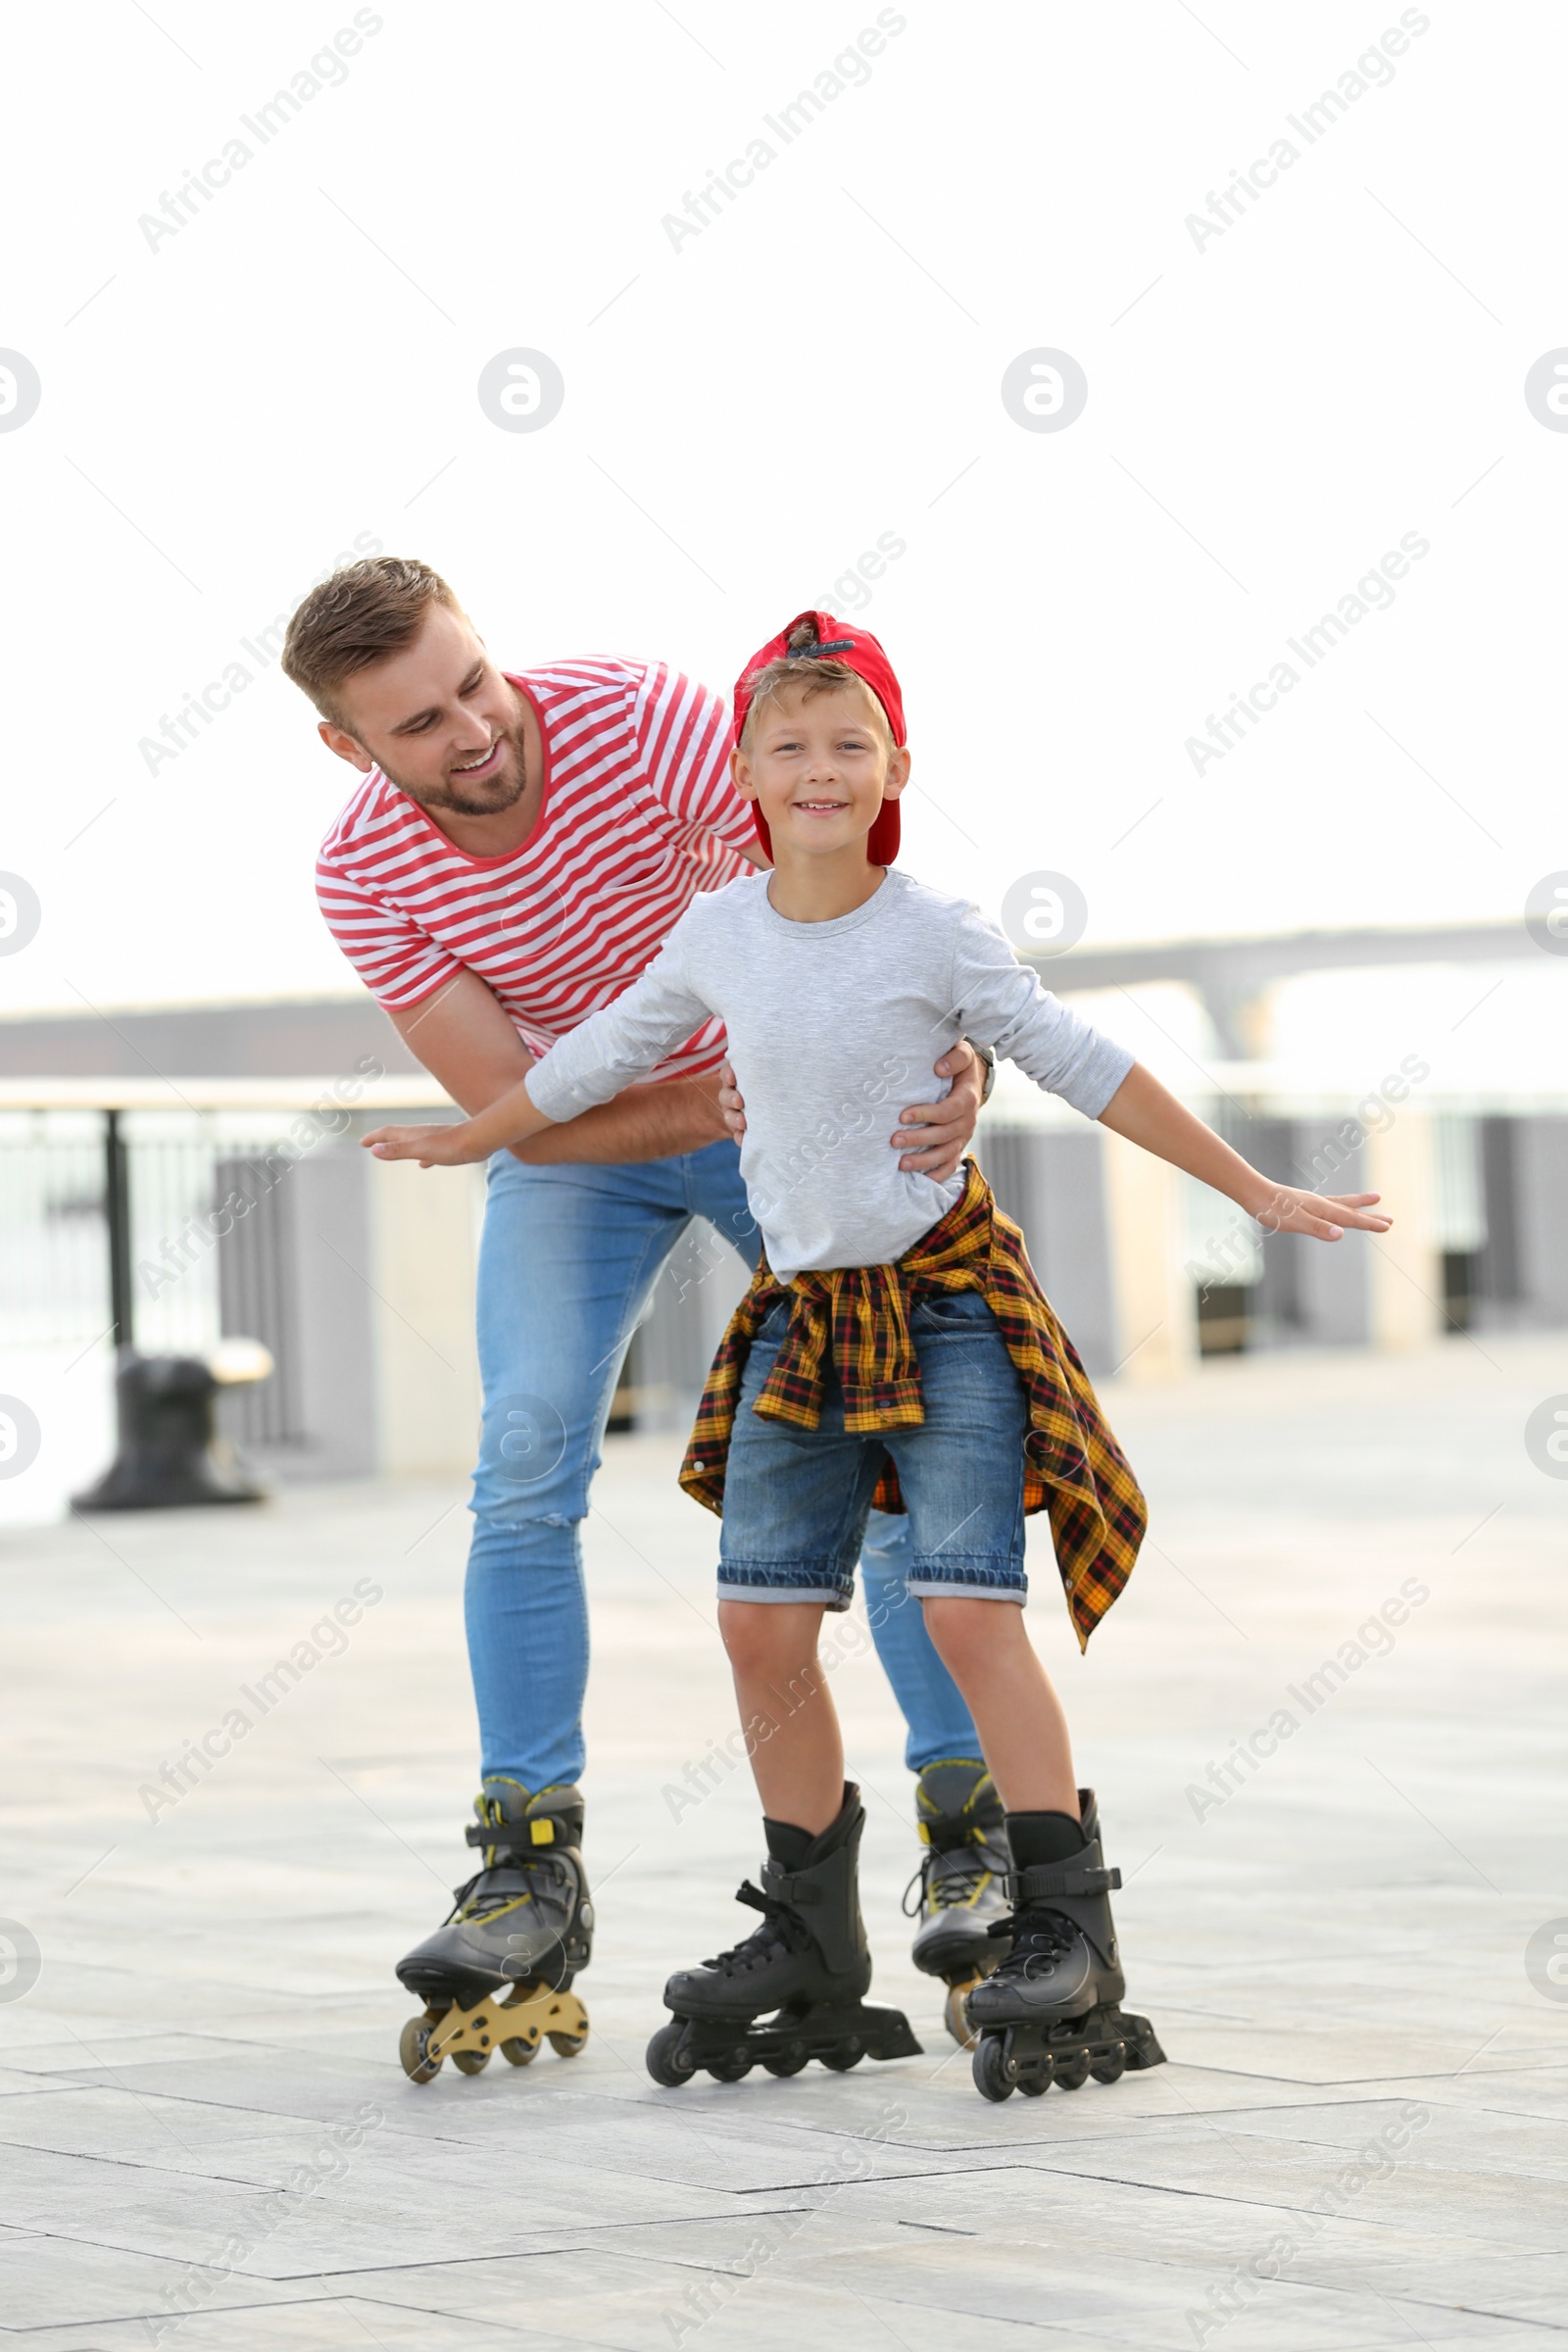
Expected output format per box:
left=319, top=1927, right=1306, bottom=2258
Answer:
left=2, top=1334, right=1567, bottom=2350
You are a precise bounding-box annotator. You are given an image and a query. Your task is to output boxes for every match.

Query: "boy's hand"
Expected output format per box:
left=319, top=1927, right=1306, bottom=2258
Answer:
left=362, top=1121, right=483, bottom=1168
left=1099, top=1067, right=1397, bottom=1245
left=1250, top=1186, right=1392, bottom=1242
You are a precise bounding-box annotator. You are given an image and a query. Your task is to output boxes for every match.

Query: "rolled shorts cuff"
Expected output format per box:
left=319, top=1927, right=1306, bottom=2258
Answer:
left=716, top=1564, right=856, bottom=1611
left=906, top=1564, right=1028, bottom=1602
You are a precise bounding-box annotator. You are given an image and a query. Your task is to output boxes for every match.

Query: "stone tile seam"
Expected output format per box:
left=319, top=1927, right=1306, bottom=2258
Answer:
left=933, top=2161, right=1566, bottom=2242
left=55, top=2209, right=826, bottom=2288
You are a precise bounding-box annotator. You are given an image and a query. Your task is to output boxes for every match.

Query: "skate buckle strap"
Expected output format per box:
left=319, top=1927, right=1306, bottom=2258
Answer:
left=465, top=1819, right=556, bottom=1851
left=917, top=1820, right=992, bottom=1853
left=1004, top=1863, right=1120, bottom=1901
left=758, top=1859, right=822, bottom=1906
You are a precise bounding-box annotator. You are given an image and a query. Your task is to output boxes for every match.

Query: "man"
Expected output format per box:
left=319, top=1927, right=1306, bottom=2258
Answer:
left=283, top=557, right=1000, bottom=2036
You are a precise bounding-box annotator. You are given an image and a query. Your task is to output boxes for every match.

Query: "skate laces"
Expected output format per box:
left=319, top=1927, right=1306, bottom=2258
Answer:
left=699, top=1880, right=814, bottom=1975
left=902, top=1838, right=1001, bottom=1919
left=448, top=1852, right=572, bottom=1925
left=992, top=1905, right=1079, bottom=1978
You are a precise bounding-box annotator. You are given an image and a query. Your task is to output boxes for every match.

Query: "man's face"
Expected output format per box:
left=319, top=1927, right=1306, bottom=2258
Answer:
left=320, top=602, right=528, bottom=817
left=732, top=681, right=907, bottom=859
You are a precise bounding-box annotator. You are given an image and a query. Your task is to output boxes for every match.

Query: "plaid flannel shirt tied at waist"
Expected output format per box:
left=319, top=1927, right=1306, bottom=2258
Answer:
left=678, top=1160, right=1147, bottom=1650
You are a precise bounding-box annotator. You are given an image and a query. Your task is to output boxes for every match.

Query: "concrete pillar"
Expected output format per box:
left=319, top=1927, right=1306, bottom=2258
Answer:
left=1514, top=1117, right=1568, bottom=1324
left=1290, top=1124, right=1370, bottom=1347
left=288, top=1152, right=380, bottom=1477
left=1365, top=1112, right=1441, bottom=1349
left=1101, top=1127, right=1198, bottom=1381
left=215, top=1144, right=379, bottom=1478
left=366, top=1155, right=484, bottom=1474
left=979, top=1125, right=1118, bottom=1379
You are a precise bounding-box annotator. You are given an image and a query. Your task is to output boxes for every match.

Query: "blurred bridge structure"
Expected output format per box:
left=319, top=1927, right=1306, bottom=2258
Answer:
left=1, top=920, right=1563, bottom=1522
left=1033, top=920, right=1538, bottom=1057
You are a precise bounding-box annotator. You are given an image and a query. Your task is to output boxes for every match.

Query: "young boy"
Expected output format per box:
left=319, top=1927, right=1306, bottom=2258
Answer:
left=365, top=612, right=1390, bottom=2099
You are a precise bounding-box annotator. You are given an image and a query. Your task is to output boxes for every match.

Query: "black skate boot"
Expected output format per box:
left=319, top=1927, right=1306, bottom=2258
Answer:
left=396, top=1781, right=593, bottom=2083
left=965, top=1790, right=1165, bottom=2101
left=646, top=1784, right=921, bottom=2085
left=904, top=1759, right=1014, bottom=2045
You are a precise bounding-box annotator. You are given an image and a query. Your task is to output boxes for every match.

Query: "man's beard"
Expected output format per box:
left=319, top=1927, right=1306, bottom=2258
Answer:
left=382, top=709, right=529, bottom=818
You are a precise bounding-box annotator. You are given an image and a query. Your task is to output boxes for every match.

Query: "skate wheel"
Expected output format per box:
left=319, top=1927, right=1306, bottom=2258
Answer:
left=500, top=2035, right=539, bottom=2066
left=1016, top=2075, right=1050, bottom=2096
left=399, top=2016, right=443, bottom=2084
left=547, top=2029, right=588, bottom=2058
left=1091, top=2043, right=1127, bottom=2085
left=818, top=2043, right=864, bottom=2072
left=646, top=2020, right=697, bottom=2088
left=708, top=2051, right=754, bottom=2082
left=762, top=2046, right=809, bottom=2077
left=944, top=1981, right=979, bottom=2049
left=451, top=2048, right=490, bottom=2075
left=1054, top=2051, right=1091, bottom=2091
left=972, top=2034, right=1017, bottom=2102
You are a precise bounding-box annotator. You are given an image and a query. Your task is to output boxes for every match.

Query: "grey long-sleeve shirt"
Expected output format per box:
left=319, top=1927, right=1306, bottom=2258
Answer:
left=525, top=868, right=1134, bottom=1280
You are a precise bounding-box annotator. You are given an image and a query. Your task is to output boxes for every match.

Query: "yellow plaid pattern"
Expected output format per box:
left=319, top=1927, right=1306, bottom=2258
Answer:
left=680, top=1161, right=1147, bottom=1650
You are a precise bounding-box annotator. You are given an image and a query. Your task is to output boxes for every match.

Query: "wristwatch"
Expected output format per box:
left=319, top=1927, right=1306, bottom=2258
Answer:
left=968, top=1039, right=997, bottom=1103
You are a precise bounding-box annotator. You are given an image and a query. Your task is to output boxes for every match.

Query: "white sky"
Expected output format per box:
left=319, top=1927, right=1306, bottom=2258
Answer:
left=3, top=1, right=1564, bottom=1077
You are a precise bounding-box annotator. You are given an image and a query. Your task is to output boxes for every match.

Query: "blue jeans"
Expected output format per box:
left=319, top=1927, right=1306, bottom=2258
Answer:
left=719, top=1289, right=1029, bottom=1605
left=466, top=1139, right=981, bottom=1788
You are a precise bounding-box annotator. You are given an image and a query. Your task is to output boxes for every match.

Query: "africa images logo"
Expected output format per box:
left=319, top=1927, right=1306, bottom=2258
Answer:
left=0, top=351, right=40, bottom=432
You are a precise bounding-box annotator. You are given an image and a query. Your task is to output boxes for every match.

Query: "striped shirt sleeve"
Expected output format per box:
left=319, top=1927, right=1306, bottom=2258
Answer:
left=524, top=908, right=716, bottom=1122
left=632, top=662, right=758, bottom=855
left=315, top=851, right=465, bottom=1010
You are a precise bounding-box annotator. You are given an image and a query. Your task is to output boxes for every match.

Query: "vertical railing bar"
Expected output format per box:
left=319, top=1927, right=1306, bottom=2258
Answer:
left=104, top=1110, right=133, bottom=1350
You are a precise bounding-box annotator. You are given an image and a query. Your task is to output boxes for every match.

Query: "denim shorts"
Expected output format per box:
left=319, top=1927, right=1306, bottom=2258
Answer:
left=717, top=1288, right=1029, bottom=1610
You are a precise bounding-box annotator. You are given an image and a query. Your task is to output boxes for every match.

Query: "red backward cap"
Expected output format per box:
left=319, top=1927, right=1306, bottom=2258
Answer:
left=732, top=610, right=905, bottom=866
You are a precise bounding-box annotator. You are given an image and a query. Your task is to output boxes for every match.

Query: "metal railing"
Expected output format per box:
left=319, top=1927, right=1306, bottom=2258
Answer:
left=0, top=1076, right=448, bottom=1372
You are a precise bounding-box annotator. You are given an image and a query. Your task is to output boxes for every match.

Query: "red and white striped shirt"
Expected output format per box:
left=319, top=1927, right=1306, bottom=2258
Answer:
left=317, top=660, right=756, bottom=1083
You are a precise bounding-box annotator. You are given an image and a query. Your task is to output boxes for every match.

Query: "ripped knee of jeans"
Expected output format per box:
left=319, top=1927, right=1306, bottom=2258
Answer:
left=471, top=1507, right=579, bottom=1534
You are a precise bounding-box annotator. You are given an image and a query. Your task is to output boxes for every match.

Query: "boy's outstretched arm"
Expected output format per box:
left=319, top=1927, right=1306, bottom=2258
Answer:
left=365, top=928, right=714, bottom=1170
left=384, top=969, right=729, bottom=1166
left=363, top=1076, right=556, bottom=1167
left=1097, top=1063, right=1393, bottom=1240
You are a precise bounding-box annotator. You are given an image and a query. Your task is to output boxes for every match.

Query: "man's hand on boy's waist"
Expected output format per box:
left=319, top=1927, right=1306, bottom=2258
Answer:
left=894, top=1042, right=984, bottom=1178
left=716, top=1040, right=984, bottom=1186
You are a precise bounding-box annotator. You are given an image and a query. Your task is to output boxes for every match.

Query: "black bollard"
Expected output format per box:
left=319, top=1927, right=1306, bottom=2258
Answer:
left=73, top=1349, right=267, bottom=1511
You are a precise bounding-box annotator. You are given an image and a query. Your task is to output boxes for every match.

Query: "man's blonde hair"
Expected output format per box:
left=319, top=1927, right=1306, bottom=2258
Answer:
left=738, top=617, right=894, bottom=753
left=281, top=555, right=459, bottom=725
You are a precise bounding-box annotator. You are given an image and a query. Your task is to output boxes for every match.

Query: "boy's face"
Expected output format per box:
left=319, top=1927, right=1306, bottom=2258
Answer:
left=730, top=681, right=908, bottom=861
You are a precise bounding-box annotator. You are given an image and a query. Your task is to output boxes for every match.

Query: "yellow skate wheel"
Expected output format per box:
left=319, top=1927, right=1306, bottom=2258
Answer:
left=945, top=1979, right=980, bottom=2049
left=547, top=2028, right=588, bottom=2057
left=399, top=2015, right=443, bottom=2083
left=451, top=2048, right=491, bottom=2075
